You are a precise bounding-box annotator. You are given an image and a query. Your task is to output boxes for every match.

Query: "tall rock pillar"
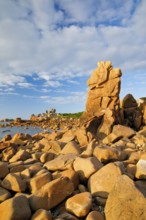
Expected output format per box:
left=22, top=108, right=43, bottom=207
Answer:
left=84, top=61, right=122, bottom=119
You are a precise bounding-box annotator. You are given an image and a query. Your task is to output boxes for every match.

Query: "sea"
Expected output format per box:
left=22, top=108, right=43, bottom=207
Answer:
left=0, top=122, right=44, bottom=140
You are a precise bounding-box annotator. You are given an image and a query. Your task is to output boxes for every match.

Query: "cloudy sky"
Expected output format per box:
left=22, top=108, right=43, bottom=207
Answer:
left=0, top=0, right=146, bottom=119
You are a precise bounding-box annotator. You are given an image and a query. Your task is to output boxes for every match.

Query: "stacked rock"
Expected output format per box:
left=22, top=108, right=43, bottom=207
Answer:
left=85, top=61, right=122, bottom=118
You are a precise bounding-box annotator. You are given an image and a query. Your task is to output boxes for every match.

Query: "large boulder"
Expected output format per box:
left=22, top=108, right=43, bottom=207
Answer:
left=9, top=149, right=30, bottom=162
left=135, top=159, right=146, bottom=179
left=1, top=173, right=26, bottom=192
left=93, top=146, right=120, bottom=163
left=97, top=108, right=116, bottom=139
left=11, top=133, right=31, bottom=145
left=66, top=192, right=92, bottom=218
left=61, top=141, right=81, bottom=155
left=86, top=211, right=105, bottom=220
left=0, top=162, right=9, bottom=178
left=59, top=129, right=76, bottom=143
left=0, top=195, right=31, bottom=220
left=29, top=172, right=52, bottom=193
left=31, top=209, right=52, bottom=220
left=29, top=177, right=74, bottom=211
left=44, top=154, right=77, bottom=171
left=0, top=186, right=12, bottom=202
left=33, top=138, right=51, bottom=151
left=122, top=94, right=138, bottom=109
left=73, top=157, right=103, bottom=181
left=121, top=94, right=142, bottom=130
left=105, top=175, right=146, bottom=220
left=76, top=127, right=89, bottom=147
left=112, top=124, right=136, bottom=138
left=88, top=162, right=124, bottom=198
left=53, top=169, right=79, bottom=189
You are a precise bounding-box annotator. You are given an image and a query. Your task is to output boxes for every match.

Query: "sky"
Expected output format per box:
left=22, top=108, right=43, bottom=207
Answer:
left=0, top=0, right=146, bottom=119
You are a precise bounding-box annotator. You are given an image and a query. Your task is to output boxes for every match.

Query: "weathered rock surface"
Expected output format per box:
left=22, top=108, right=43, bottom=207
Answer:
left=88, top=162, right=124, bottom=198
left=2, top=146, right=16, bottom=161
left=53, top=169, right=79, bottom=189
left=1, top=173, right=26, bottom=192
left=76, top=127, right=89, bottom=147
left=83, top=61, right=122, bottom=119
left=97, top=108, right=116, bottom=139
left=105, top=175, right=146, bottom=220
left=93, top=146, right=120, bottom=163
left=29, top=172, right=52, bottom=193
left=0, top=162, right=9, bottom=178
left=31, top=209, right=52, bottom=220
left=135, top=159, right=146, bottom=179
left=61, top=141, right=81, bottom=155
left=86, top=211, right=105, bottom=220
left=121, top=94, right=142, bottom=130
left=29, top=177, right=74, bottom=211
left=112, top=124, right=136, bottom=138
left=11, top=133, right=31, bottom=145
left=73, top=157, right=103, bottom=181
left=0, top=195, right=31, bottom=220
left=44, top=154, right=77, bottom=171
left=66, top=192, right=92, bottom=217
left=138, top=97, right=146, bottom=124
left=9, top=149, right=30, bottom=162
left=0, top=186, right=12, bottom=202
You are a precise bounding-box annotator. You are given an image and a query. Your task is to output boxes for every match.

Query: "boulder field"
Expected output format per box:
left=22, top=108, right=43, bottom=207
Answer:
left=0, top=125, right=146, bottom=220
left=0, top=61, right=146, bottom=220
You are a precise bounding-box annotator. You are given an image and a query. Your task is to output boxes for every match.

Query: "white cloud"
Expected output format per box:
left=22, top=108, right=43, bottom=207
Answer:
left=0, top=74, right=25, bottom=86
left=44, top=80, right=62, bottom=88
left=40, top=91, right=86, bottom=104
left=0, top=0, right=145, bottom=93
left=56, top=0, right=136, bottom=25
left=17, top=82, right=33, bottom=88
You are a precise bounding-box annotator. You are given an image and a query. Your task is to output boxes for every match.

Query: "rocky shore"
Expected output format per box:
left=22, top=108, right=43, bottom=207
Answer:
left=0, top=61, right=146, bottom=220
left=0, top=115, right=80, bottom=131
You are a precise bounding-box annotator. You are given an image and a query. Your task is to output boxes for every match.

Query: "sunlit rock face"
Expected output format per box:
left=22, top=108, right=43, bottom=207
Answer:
left=84, top=61, right=122, bottom=119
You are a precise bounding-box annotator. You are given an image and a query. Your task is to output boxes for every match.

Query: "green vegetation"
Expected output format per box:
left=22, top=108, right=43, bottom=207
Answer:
left=59, top=112, right=83, bottom=119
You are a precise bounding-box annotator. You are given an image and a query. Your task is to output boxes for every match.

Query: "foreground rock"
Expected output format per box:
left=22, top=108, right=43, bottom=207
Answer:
left=31, top=209, right=52, bottom=220
left=30, top=177, right=74, bottom=211
left=0, top=195, right=31, bottom=220
left=44, top=154, right=77, bottom=171
left=105, top=175, right=146, bottom=220
left=66, top=192, right=92, bottom=217
left=0, top=186, right=12, bottom=202
left=86, top=211, right=105, bottom=220
left=73, top=157, right=103, bottom=181
left=88, top=162, right=124, bottom=198
left=0, top=162, right=9, bottom=178
left=1, top=173, right=26, bottom=192
left=135, top=159, right=146, bottom=179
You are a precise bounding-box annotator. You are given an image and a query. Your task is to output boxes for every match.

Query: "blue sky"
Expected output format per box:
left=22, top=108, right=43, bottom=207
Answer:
left=0, top=0, right=146, bottom=119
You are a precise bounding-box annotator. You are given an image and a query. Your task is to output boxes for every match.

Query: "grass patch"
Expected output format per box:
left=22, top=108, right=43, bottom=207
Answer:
left=58, top=112, right=83, bottom=119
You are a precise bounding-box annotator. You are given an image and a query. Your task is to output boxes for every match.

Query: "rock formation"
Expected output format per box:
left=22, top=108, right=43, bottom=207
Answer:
left=84, top=61, right=122, bottom=119
left=121, top=94, right=142, bottom=130
left=138, top=97, right=146, bottom=125
left=81, top=61, right=122, bottom=139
